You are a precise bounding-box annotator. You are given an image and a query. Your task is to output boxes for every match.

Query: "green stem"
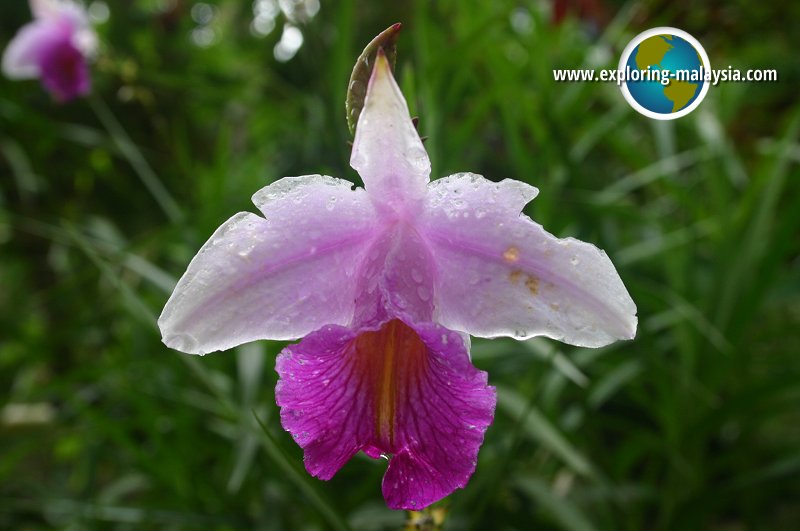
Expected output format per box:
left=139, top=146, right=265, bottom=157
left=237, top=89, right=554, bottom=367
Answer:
left=88, top=95, right=184, bottom=224
left=252, top=411, right=354, bottom=531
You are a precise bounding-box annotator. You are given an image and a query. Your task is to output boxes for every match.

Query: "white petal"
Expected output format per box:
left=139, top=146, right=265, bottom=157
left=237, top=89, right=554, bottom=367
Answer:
left=1, top=20, right=52, bottom=79
left=350, top=51, right=429, bottom=214
left=29, top=0, right=59, bottom=19
left=159, top=175, right=379, bottom=355
left=420, top=173, right=637, bottom=348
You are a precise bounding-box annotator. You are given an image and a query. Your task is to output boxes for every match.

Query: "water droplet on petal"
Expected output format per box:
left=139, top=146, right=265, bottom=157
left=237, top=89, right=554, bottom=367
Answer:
left=349, top=79, right=366, bottom=99
left=416, top=286, right=430, bottom=301
left=405, top=146, right=428, bottom=171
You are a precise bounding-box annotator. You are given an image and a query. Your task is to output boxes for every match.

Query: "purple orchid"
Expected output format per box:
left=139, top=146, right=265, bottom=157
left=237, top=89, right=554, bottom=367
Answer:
left=158, top=50, right=637, bottom=509
left=2, top=0, right=97, bottom=102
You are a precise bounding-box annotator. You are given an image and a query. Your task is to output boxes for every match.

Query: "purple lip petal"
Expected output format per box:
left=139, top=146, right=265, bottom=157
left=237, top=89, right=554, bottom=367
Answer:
left=275, top=319, right=495, bottom=510
left=158, top=175, right=379, bottom=354
left=420, top=172, right=638, bottom=347
left=39, top=37, right=90, bottom=102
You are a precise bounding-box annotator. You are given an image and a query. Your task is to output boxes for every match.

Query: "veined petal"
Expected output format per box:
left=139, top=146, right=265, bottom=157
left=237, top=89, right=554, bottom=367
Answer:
left=420, top=173, right=637, bottom=347
left=39, top=37, right=90, bottom=102
left=275, top=319, right=495, bottom=510
left=350, top=51, right=430, bottom=215
left=352, top=222, right=436, bottom=326
left=159, top=175, right=379, bottom=355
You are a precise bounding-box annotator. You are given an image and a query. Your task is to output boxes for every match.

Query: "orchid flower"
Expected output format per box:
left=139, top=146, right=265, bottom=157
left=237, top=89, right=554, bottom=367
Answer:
left=158, top=50, right=637, bottom=509
left=2, top=0, right=97, bottom=102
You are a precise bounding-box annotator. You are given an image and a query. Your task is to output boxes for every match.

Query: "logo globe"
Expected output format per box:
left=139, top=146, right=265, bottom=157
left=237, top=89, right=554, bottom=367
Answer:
left=619, top=27, right=711, bottom=120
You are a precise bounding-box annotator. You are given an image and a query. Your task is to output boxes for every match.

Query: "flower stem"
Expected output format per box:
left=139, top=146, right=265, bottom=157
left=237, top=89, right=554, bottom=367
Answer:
left=88, top=95, right=184, bottom=224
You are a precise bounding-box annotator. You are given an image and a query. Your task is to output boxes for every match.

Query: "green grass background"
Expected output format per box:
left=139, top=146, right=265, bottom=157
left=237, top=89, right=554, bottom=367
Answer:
left=1, top=0, right=798, bottom=529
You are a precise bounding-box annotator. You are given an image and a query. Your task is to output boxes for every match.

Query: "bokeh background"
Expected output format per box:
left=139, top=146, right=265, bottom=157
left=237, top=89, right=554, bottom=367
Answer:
left=2, top=1, right=799, bottom=529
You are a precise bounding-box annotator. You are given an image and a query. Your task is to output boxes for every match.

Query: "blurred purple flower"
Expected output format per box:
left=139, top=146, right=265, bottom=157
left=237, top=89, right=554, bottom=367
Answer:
left=159, top=51, right=637, bottom=509
left=2, top=0, right=97, bottom=102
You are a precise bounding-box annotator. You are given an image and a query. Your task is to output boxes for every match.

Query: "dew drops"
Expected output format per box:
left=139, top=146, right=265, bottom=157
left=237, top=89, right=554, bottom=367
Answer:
left=570, top=256, right=580, bottom=266
left=405, top=146, right=428, bottom=171
left=416, top=286, right=431, bottom=301
left=410, top=268, right=423, bottom=283
left=349, top=79, right=366, bottom=99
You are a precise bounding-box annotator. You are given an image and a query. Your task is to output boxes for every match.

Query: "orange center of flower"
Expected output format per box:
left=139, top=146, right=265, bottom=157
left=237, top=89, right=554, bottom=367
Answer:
left=350, top=319, right=428, bottom=446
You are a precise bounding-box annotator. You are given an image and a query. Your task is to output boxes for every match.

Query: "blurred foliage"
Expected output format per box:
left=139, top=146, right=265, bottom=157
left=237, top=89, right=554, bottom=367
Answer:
left=1, top=0, right=799, bottom=529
